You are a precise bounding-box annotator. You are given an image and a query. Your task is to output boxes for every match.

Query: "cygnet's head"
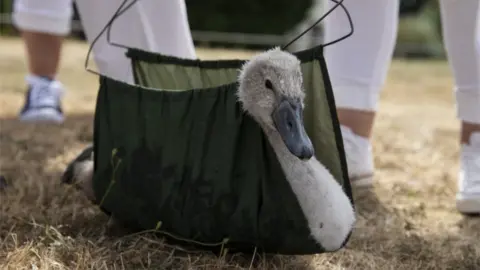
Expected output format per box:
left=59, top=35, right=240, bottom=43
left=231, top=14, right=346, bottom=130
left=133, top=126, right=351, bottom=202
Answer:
left=237, top=47, right=314, bottom=160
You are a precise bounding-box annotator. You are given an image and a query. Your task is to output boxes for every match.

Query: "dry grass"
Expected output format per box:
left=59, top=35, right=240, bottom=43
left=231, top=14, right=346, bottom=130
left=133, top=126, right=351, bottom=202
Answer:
left=0, top=36, right=479, bottom=270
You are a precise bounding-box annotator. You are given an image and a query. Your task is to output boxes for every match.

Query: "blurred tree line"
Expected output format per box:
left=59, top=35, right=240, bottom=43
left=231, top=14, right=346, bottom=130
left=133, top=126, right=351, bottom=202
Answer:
left=1, top=0, right=444, bottom=58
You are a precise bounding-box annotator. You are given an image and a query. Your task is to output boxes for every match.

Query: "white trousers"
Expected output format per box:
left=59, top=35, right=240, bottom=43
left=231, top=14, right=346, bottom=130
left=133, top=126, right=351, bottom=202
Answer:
left=324, top=0, right=480, bottom=124
left=12, top=0, right=197, bottom=83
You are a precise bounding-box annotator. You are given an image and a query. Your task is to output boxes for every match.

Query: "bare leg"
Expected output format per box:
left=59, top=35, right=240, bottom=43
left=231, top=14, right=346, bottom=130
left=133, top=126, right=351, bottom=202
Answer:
left=337, top=109, right=376, bottom=139
left=461, top=123, right=480, bottom=145
left=20, top=31, right=63, bottom=80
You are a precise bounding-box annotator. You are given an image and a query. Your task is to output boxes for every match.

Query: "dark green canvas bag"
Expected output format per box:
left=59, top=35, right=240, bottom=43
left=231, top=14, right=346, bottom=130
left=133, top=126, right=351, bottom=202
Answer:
left=91, top=44, right=353, bottom=255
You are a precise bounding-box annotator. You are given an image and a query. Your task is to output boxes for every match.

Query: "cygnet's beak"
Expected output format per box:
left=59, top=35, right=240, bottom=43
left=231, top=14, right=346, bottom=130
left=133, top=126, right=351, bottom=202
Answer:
left=272, top=97, right=314, bottom=160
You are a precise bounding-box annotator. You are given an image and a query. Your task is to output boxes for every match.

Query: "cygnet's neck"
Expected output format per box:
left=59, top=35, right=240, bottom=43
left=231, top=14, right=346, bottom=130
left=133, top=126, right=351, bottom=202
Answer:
left=258, top=121, right=356, bottom=251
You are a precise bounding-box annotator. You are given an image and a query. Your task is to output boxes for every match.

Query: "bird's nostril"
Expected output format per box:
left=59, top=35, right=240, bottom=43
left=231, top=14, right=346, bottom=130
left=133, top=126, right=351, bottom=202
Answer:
left=287, top=121, right=293, bottom=129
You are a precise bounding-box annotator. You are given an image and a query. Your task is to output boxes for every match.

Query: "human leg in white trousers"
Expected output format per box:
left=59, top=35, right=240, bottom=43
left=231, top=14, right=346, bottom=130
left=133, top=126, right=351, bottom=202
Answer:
left=323, top=0, right=480, bottom=214
left=12, top=0, right=196, bottom=123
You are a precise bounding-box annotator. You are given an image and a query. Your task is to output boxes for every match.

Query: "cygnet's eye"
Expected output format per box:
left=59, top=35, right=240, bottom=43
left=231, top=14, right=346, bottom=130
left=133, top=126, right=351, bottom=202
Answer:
left=265, top=79, right=273, bottom=90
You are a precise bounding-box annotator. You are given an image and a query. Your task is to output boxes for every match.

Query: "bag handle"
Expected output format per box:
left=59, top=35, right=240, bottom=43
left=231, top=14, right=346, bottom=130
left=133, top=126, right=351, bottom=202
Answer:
left=282, top=0, right=354, bottom=50
left=84, top=0, right=354, bottom=76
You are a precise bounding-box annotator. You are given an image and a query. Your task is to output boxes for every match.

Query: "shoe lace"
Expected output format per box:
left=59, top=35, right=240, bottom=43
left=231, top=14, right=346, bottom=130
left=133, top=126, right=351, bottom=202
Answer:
left=29, top=81, right=63, bottom=108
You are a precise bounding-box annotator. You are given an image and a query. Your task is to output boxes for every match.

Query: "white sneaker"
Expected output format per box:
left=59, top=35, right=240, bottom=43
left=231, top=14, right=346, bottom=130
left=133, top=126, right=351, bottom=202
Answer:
left=340, top=125, right=375, bottom=188
left=19, top=75, right=65, bottom=123
left=456, top=132, right=480, bottom=214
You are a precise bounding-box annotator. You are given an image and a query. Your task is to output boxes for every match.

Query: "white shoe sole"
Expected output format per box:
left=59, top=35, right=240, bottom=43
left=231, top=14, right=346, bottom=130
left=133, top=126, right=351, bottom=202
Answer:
left=20, top=108, right=64, bottom=124
left=456, top=194, right=480, bottom=214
